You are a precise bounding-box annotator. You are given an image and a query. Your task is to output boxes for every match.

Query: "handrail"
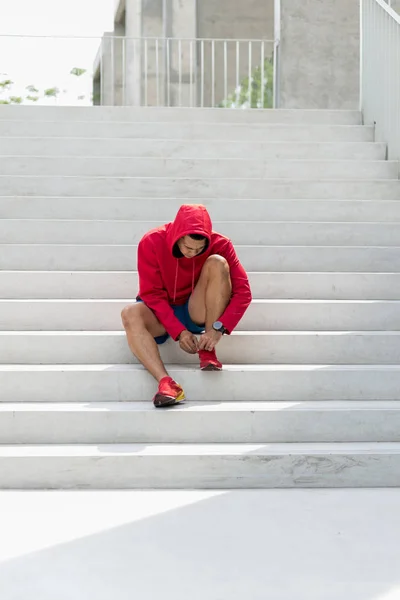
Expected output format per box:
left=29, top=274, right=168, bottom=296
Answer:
left=361, top=0, right=400, bottom=167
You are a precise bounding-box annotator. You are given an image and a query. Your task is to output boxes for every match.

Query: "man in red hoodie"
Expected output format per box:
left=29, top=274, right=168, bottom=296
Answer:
left=121, top=204, right=252, bottom=407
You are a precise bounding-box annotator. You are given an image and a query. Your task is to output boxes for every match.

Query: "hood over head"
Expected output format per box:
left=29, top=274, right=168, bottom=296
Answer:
left=167, top=204, right=212, bottom=258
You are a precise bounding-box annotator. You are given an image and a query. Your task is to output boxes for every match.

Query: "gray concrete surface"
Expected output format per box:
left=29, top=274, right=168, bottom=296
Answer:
left=280, top=0, right=360, bottom=109
left=391, top=0, right=400, bottom=14
left=0, top=490, right=400, bottom=599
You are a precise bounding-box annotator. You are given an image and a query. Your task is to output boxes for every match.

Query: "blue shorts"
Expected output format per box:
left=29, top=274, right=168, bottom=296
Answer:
left=136, top=297, right=205, bottom=345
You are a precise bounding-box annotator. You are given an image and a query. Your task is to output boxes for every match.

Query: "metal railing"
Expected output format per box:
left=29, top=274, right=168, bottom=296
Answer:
left=93, top=36, right=276, bottom=109
left=361, top=0, right=400, bottom=164
left=0, top=35, right=277, bottom=109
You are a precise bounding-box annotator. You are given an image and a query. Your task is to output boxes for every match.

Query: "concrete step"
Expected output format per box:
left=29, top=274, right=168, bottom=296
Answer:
left=0, top=196, right=400, bottom=223
left=0, top=442, right=399, bottom=488
left=2, top=197, right=400, bottom=222
left=0, top=177, right=397, bottom=199
left=2, top=244, right=400, bottom=272
left=1, top=401, right=399, bottom=444
left=3, top=219, right=400, bottom=246
left=1, top=157, right=395, bottom=180
left=0, top=121, right=374, bottom=141
left=0, top=138, right=385, bottom=160
left=3, top=299, right=400, bottom=332
left=2, top=364, right=400, bottom=402
left=0, top=106, right=363, bottom=124
left=3, top=271, right=400, bottom=300
left=3, top=331, right=400, bottom=365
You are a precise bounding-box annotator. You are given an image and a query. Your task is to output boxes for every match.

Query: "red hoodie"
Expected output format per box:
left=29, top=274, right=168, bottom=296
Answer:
left=137, top=204, right=252, bottom=341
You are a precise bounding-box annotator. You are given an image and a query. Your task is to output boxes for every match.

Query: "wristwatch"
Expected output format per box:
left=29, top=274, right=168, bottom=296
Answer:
left=212, top=321, right=227, bottom=335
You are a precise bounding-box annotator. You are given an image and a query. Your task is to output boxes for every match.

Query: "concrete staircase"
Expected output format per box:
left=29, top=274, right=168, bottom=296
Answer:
left=1, top=105, right=400, bottom=489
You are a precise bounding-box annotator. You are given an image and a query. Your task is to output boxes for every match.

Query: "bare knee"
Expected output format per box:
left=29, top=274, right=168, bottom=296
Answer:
left=121, top=303, right=146, bottom=330
left=204, top=254, right=229, bottom=275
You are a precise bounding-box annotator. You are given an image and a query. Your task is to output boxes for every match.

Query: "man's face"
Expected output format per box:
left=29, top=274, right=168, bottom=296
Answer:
left=177, top=235, right=206, bottom=259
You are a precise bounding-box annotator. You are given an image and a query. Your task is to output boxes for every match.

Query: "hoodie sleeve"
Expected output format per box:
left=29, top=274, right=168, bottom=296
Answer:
left=218, top=239, right=252, bottom=334
left=137, top=236, right=186, bottom=341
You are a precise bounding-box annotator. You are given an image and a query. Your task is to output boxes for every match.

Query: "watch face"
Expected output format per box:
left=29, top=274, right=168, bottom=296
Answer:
left=213, top=321, right=223, bottom=330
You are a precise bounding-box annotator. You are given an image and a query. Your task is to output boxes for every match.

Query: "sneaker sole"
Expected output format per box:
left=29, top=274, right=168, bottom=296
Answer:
left=153, top=391, right=186, bottom=408
left=200, top=364, right=223, bottom=372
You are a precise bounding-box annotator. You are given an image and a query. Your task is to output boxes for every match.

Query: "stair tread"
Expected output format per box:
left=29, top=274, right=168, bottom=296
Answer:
left=2, top=330, right=400, bottom=335
left=1, top=400, right=400, bottom=411
left=2, top=363, right=400, bottom=371
left=2, top=298, right=400, bottom=304
left=1, top=442, right=400, bottom=457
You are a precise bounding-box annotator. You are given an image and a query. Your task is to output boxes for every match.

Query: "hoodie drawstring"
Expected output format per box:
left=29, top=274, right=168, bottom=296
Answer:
left=173, top=260, right=179, bottom=304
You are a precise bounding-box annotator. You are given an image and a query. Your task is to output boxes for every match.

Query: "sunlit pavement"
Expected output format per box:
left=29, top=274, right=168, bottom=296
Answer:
left=0, top=489, right=399, bottom=600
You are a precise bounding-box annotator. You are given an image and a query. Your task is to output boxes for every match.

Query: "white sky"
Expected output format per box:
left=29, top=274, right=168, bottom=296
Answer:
left=0, top=0, right=115, bottom=104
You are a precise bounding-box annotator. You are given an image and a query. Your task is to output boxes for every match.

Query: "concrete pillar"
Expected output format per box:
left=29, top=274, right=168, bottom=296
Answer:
left=100, top=32, right=115, bottom=106
left=92, top=76, right=101, bottom=106
left=113, top=23, right=126, bottom=106
left=141, top=0, right=164, bottom=106
left=125, top=0, right=143, bottom=106
left=165, top=0, right=197, bottom=107
left=279, top=0, right=359, bottom=109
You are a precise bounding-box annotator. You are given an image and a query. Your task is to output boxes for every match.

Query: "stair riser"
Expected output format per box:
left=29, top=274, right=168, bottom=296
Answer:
left=1, top=410, right=399, bottom=443
left=0, top=178, right=397, bottom=199
left=2, top=300, right=400, bottom=331
left=2, top=332, right=400, bottom=364
left=0, top=106, right=363, bottom=124
left=2, top=367, right=399, bottom=402
left=3, top=198, right=400, bottom=222
left=0, top=139, right=384, bottom=159
left=0, top=122, right=373, bottom=141
left=3, top=272, right=400, bottom=300
left=1, top=158, right=395, bottom=179
left=2, top=245, right=400, bottom=272
left=0, top=453, right=398, bottom=489
left=3, top=221, right=400, bottom=246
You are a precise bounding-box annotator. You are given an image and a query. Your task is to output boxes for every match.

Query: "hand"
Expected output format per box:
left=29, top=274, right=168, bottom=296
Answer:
left=178, top=330, right=199, bottom=354
left=198, top=330, right=222, bottom=352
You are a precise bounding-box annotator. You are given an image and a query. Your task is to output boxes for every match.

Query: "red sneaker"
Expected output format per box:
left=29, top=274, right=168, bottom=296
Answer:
left=199, top=349, right=223, bottom=371
left=153, top=376, right=186, bottom=408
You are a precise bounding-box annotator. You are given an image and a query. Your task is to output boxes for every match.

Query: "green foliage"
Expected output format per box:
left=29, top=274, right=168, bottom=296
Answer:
left=26, top=84, right=39, bottom=94
left=44, top=87, right=59, bottom=98
left=70, top=67, right=87, bottom=77
left=0, top=66, right=88, bottom=105
left=0, top=79, right=13, bottom=90
left=218, top=57, right=274, bottom=109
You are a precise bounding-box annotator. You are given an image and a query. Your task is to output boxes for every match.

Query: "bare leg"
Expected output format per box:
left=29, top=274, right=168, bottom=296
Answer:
left=189, top=255, right=232, bottom=330
left=121, top=303, right=169, bottom=382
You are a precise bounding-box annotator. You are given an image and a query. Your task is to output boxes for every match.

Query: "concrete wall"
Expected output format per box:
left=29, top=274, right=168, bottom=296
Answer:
left=197, top=0, right=273, bottom=40
left=391, top=0, right=400, bottom=14
left=279, top=0, right=360, bottom=109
